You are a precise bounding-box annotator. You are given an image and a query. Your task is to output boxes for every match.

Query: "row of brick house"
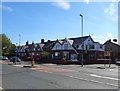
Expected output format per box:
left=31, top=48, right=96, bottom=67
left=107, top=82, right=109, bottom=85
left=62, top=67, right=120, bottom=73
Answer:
left=18, top=35, right=120, bottom=64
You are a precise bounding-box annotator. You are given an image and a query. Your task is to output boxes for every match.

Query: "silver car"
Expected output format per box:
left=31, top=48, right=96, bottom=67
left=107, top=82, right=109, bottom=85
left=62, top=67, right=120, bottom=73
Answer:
left=115, top=59, right=120, bottom=66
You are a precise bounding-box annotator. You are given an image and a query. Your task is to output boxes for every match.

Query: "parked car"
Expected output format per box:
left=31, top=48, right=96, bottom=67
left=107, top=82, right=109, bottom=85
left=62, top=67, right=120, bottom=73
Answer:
left=0, top=56, right=8, bottom=60
left=115, top=59, right=120, bottom=66
left=10, top=57, right=21, bottom=63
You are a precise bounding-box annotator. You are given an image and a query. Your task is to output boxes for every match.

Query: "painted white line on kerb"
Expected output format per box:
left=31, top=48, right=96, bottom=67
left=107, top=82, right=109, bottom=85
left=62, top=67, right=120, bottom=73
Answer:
left=90, top=74, right=119, bottom=81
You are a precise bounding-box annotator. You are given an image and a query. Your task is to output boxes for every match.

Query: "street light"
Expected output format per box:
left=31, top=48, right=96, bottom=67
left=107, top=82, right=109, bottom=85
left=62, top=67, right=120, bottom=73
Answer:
left=19, top=34, right=21, bottom=47
left=80, top=14, right=84, bottom=67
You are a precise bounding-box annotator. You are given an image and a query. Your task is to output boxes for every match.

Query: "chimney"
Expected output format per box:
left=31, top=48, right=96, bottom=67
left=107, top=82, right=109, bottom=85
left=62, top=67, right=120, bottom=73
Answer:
left=41, top=39, right=44, bottom=43
left=108, top=39, right=111, bottom=42
left=32, top=41, right=34, bottom=45
left=48, top=40, right=50, bottom=42
left=26, top=41, right=29, bottom=46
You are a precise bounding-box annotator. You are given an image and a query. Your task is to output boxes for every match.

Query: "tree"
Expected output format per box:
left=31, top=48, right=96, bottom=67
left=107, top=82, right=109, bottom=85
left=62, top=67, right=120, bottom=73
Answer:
left=0, top=34, right=16, bottom=57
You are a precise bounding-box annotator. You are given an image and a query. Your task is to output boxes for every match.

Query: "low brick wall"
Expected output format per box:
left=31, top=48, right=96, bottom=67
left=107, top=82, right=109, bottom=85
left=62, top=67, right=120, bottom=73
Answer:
left=85, top=60, right=115, bottom=64
left=41, top=59, right=115, bottom=64
left=41, top=59, right=80, bottom=64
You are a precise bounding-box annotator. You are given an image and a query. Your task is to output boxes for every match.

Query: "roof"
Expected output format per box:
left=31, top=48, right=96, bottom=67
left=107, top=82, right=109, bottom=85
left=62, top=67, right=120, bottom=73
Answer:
left=67, top=39, right=74, bottom=45
left=42, top=41, right=56, bottom=51
left=20, top=35, right=92, bottom=52
left=69, top=36, right=90, bottom=46
left=103, top=41, right=120, bottom=47
left=38, top=43, right=45, bottom=48
left=58, top=40, right=63, bottom=44
left=20, top=45, right=29, bottom=50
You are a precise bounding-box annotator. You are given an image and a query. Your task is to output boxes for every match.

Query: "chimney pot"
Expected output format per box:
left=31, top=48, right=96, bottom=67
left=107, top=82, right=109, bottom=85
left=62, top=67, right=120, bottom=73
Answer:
left=41, top=39, right=44, bottom=43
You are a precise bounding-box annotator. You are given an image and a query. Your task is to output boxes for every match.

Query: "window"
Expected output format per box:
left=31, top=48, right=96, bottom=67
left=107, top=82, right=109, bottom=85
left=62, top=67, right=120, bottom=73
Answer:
left=36, top=53, right=39, bottom=55
left=56, top=45, right=60, bottom=50
left=71, top=54, right=77, bottom=60
left=32, top=53, right=34, bottom=55
left=38, top=48, right=40, bottom=51
left=27, top=49, right=29, bottom=52
left=86, top=45, right=88, bottom=50
left=64, top=44, right=68, bottom=50
left=55, top=52, right=59, bottom=56
left=100, top=45, right=102, bottom=49
left=76, top=45, right=79, bottom=48
left=92, top=45, right=95, bottom=49
left=81, top=45, right=84, bottom=49
left=89, top=54, right=96, bottom=60
left=63, top=51, right=69, bottom=59
left=33, top=48, right=35, bottom=51
left=89, top=45, right=94, bottom=49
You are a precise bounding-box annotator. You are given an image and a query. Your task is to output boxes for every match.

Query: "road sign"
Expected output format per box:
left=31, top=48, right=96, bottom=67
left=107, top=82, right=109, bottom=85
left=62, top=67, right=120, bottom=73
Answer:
left=14, top=49, right=19, bottom=53
left=104, top=51, right=111, bottom=56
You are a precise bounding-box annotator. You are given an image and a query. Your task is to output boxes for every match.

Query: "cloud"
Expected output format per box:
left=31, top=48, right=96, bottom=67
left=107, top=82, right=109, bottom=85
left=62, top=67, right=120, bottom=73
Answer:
left=90, top=16, right=100, bottom=21
left=104, top=3, right=117, bottom=22
left=84, top=0, right=90, bottom=4
left=104, top=3, right=116, bottom=15
left=0, top=4, right=13, bottom=12
left=91, top=33, right=118, bottom=44
left=52, top=0, right=70, bottom=10
left=111, top=0, right=119, bottom=2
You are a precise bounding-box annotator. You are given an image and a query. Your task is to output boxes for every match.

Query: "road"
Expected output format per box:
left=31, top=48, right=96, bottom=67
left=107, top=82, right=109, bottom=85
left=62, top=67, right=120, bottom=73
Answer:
left=1, top=60, right=119, bottom=89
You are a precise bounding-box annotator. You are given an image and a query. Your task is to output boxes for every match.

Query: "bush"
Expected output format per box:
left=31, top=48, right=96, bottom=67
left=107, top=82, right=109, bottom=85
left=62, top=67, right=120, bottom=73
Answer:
left=20, top=56, right=28, bottom=61
left=61, top=58, right=67, bottom=61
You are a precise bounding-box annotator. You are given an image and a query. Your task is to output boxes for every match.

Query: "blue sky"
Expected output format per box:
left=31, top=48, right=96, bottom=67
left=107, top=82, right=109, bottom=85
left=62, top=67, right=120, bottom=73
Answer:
left=2, top=1, right=118, bottom=45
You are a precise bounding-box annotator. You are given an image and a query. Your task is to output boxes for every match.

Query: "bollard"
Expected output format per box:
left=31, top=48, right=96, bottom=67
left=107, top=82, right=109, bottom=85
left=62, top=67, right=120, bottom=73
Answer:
left=31, top=58, right=35, bottom=66
left=31, top=61, right=35, bottom=66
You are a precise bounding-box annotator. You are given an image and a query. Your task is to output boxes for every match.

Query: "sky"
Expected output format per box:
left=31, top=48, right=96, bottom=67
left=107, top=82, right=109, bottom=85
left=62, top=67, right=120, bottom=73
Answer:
left=1, top=1, right=118, bottom=45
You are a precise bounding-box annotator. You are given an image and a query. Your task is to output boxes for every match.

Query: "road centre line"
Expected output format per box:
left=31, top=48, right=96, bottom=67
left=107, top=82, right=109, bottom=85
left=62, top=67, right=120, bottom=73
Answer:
left=90, top=74, right=119, bottom=81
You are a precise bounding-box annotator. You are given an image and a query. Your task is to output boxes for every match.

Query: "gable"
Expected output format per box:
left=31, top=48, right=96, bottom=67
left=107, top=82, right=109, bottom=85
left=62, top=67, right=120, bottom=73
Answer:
left=52, top=42, right=62, bottom=50
left=36, top=44, right=43, bottom=51
left=84, top=37, right=94, bottom=45
left=62, top=39, right=74, bottom=50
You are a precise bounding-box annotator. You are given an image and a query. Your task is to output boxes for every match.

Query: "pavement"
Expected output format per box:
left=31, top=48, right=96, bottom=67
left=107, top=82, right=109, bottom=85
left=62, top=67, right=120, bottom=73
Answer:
left=1, top=60, right=118, bottom=78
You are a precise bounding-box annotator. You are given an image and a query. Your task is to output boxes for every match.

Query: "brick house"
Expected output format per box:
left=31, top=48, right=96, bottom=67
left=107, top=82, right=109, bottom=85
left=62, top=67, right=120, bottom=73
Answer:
left=51, top=38, right=78, bottom=61
left=18, top=35, right=105, bottom=63
left=103, top=40, right=120, bottom=60
left=51, top=35, right=105, bottom=62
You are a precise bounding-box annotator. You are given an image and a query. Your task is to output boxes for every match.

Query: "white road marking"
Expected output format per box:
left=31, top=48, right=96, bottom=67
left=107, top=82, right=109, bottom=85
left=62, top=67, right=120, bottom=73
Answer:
left=68, top=75, right=118, bottom=87
left=90, top=74, right=119, bottom=81
left=110, top=69, right=114, bottom=71
left=44, top=71, right=53, bottom=73
left=0, top=87, right=3, bottom=90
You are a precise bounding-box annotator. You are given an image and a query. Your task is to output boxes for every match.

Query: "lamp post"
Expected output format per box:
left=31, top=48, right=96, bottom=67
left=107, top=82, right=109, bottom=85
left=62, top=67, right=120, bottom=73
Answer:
left=19, top=34, right=21, bottom=47
left=80, top=14, right=84, bottom=67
